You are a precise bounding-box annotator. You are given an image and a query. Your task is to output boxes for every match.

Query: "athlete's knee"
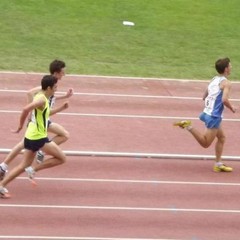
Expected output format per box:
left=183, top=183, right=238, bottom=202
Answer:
left=53, top=130, right=70, bottom=145
left=58, top=153, right=66, bottom=165
left=59, top=132, right=69, bottom=145
left=201, top=142, right=211, bottom=148
left=201, top=138, right=213, bottom=148
left=59, top=130, right=70, bottom=142
left=63, top=130, right=70, bottom=140
left=218, top=135, right=226, bottom=144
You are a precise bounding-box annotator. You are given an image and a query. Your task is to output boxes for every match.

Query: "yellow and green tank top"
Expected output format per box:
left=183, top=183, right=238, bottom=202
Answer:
left=25, top=92, right=50, bottom=140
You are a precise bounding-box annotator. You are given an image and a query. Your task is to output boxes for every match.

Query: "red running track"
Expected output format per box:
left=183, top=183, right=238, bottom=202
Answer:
left=1, top=73, right=240, bottom=240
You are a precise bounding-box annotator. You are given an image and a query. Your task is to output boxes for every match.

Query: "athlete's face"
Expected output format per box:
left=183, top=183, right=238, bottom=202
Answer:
left=226, top=63, right=232, bottom=75
left=52, top=83, right=58, bottom=94
left=49, top=83, right=58, bottom=96
left=54, top=68, right=65, bottom=80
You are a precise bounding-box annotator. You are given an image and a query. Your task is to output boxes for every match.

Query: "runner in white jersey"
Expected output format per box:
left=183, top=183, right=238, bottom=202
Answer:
left=174, top=57, right=236, bottom=172
left=203, top=76, right=227, bottom=118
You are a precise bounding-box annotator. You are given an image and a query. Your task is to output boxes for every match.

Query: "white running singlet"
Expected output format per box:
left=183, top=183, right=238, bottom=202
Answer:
left=203, top=76, right=226, bottom=118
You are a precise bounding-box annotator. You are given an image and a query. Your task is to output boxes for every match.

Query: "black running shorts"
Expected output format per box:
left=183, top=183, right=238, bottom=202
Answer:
left=24, top=137, right=50, bottom=152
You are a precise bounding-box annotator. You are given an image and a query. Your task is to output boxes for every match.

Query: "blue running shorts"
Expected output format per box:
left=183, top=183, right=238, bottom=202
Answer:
left=199, top=112, right=222, bottom=129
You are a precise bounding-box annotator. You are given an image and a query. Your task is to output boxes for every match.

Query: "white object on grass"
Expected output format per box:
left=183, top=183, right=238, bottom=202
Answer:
left=123, top=21, right=135, bottom=26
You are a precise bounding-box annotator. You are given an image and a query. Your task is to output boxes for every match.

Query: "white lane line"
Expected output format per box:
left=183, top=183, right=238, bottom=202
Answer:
left=0, top=204, right=240, bottom=213
left=1, top=89, right=240, bottom=102
left=1, top=148, right=239, bottom=160
left=58, top=113, right=240, bottom=123
left=0, top=110, right=240, bottom=122
left=0, top=70, right=210, bottom=82
left=0, top=110, right=201, bottom=119
left=0, top=89, right=201, bottom=100
left=2, top=70, right=240, bottom=84
left=0, top=236, right=181, bottom=240
left=17, top=177, right=240, bottom=187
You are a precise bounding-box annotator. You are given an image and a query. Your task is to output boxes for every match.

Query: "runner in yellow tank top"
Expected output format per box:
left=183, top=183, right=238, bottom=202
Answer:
left=0, top=75, right=66, bottom=198
left=25, top=92, right=50, bottom=140
left=0, top=59, right=72, bottom=181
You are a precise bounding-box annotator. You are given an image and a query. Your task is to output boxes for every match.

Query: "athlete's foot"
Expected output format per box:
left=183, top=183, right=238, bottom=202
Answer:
left=173, top=120, right=192, bottom=130
left=0, top=166, right=6, bottom=181
left=213, top=163, right=233, bottom=172
left=0, top=186, right=11, bottom=199
left=25, top=166, right=37, bottom=186
left=36, top=150, right=45, bottom=164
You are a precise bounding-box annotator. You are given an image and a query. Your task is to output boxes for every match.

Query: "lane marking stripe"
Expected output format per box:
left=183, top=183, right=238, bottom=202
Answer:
left=17, top=177, right=240, bottom=186
left=0, top=236, right=181, bottom=240
left=1, top=89, right=240, bottom=102
left=1, top=70, right=240, bottom=83
left=0, top=110, right=240, bottom=122
left=0, top=204, right=240, bottom=213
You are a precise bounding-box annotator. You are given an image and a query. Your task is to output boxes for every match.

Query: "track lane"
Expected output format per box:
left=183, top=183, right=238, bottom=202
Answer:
left=1, top=203, right=240, bottom=240
left=1, top=74, right=240, bottom=240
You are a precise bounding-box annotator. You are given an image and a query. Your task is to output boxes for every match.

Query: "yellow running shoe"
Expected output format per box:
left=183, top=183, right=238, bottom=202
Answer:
left=173, top=120, right=192, bottom=129
left=213, top=164, right=233, bottom=172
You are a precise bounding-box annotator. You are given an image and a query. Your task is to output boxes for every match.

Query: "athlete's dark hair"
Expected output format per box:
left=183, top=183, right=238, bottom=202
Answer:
left=41, top=75, right=58, bottom=90
left=49, top=59, right=66, bottom=74
left=215, top=57, right=230, bottom=74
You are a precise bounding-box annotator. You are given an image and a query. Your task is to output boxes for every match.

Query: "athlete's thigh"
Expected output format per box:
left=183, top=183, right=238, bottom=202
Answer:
left=41, top=141, right=65, bottom=160
left=48, top=122, right=67, bottom=136
left=19, top=150, right=36, bottom=168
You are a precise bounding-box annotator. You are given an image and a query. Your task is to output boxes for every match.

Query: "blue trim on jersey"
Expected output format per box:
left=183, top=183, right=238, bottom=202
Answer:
left=212, top=91, right=224, bottom=117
